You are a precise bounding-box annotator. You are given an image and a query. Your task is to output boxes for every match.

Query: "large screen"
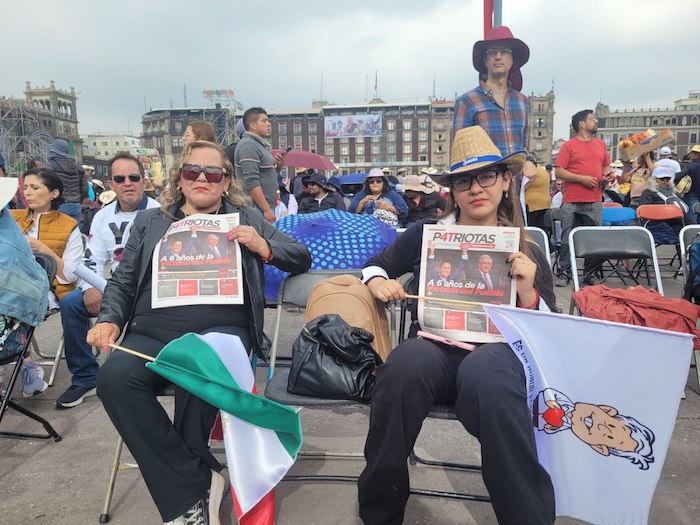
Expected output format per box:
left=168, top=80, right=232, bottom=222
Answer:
left=324, top=114, right=382, bottom=139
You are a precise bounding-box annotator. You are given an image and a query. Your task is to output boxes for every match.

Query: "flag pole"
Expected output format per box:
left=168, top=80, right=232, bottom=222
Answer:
left=108, top=343, right=156, bottom=362
left=405, top=294, right=481, bottom=307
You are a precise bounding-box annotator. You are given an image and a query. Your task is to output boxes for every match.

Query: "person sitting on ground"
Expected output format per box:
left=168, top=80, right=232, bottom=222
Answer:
left=400, top=174, right=446, bottom=227
left=56, top=153, right=159, bottom=409
left=11, top=168, right=83, bottom=398
left=297, top=173, right=346, bottom=214
left=357, top=126, right=556, bottom=525
left=349, top=168, right=408, bottom=226
left=183, top=120, right=217, bottom=146
left=89, top=140, right=311, bottom=525
left=638, top=165, right=692, bottom=239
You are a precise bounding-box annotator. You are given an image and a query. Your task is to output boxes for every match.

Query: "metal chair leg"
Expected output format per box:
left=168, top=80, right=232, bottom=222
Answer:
left=100, top=437, right=124, bottom=523
left=47, top=338, right=64, bottom=387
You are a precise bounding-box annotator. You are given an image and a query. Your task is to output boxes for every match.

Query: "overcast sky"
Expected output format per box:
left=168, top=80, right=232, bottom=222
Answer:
left=2, top=0, right=698, bottom=142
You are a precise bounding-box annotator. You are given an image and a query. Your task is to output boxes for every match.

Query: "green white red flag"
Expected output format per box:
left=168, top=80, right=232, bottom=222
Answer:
left=146, top=332, right=302, bottom=524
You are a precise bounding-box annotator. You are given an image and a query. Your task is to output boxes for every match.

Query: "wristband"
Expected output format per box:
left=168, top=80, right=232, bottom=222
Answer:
left=517, top=289, right=539, bottom=310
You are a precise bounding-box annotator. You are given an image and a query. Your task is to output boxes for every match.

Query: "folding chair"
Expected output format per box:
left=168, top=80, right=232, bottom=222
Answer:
left=636, top=204, right=686, bottom=271
left=679, top=225, right=700, bottom=392
left=0, top=254, right=62, bottom=442
left=524, top=226, right=552, bottom=266
left=264, top=273, right=490, bottom=512
left=602, top=201, right=623, bottom=208
left=548, top=208, right=563, bottom=273
left=568, top=226, right=664, bottom=313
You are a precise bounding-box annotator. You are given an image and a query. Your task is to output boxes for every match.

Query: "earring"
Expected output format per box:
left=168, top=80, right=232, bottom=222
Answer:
left=223, top=190, right=229, bottom=196
left=504, top=191, right=509, bottom=199
left=177, top=186, right=181, bottom=191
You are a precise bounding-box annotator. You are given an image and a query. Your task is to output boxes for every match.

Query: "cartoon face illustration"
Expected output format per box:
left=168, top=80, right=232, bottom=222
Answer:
left=533, top=388, right=655, bottom=470
left=570, top=403, right=637, bottom=456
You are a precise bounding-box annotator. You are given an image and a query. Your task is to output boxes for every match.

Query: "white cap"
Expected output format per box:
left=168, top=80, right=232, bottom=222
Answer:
left=652, top=166, right=674, bottom=179
left=659, top=146, right=672, bottom=156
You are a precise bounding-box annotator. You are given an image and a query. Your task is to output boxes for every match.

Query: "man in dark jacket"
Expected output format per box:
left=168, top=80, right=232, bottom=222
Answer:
left=48, top=138, right=87, bottom=226
left=678, top=144, right=700, bottom=222
left=400, top=174, right=446, bottom=226
left=297, top=173, right=346, bottom=214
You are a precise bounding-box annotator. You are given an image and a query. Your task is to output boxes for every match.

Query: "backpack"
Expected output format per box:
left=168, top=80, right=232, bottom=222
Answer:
left=304, top=274, right=393, bottom=362
left=683, top=234, right=700, bottom=303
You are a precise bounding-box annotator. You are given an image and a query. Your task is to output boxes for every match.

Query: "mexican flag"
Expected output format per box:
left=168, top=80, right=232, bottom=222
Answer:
left=146, top=332, right=302, bottom=524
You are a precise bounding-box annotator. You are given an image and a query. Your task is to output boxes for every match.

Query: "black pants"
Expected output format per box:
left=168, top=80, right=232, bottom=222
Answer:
left=357, top=339, right=555, bottom=525
left=97, top=324, right=250, bottom=521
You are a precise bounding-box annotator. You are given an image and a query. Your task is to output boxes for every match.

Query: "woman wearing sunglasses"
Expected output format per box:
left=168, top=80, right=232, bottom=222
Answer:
left=357, top=127, right=557, bottom=525
left=10, top=168, right=83, bottom=397
left=348, top=168, right=408, bottom=226
left=89, top=141, right=311, bottom=525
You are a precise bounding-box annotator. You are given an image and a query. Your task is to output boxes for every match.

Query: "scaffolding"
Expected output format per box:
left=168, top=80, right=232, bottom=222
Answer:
left=0, top=98, right=54, bottom=176
left=202, top=89, right=245, bottom=146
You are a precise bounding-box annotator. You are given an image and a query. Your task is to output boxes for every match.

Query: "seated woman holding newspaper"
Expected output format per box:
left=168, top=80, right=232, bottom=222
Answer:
left=357, top=127, right=557, bottom=525
left=88, top=141, right=311, bottom=525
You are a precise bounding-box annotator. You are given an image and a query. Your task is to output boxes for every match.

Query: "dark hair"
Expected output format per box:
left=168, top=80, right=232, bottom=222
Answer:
left=24, top=168, right=64, bottom=210
left=108, top=153, right=145, bottom=179
left=187, top=120, right=217, bottom=143
left=26, top=157, right=42, bottom=170
left=243, top=107, right=268, bottom=130
left=571, top=109, right=593, bottom=133
left=361, top=175, right=389, bottom=195
left=442, top=164, right=531, bottom=256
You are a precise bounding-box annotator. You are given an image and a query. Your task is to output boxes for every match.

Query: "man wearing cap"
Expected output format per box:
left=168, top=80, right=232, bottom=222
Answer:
left=554, top=110, right=612, bottom=286
left=656, top=146, right=681, bottom=175
left=291, top=167, right=314, bottom=202
left=452, top=26, right=538, bottom=216
left=56, top=153, right=159, bottom=408
left=297, top=173, right=346, bottom=214
left=400, top=174, right=446, bottom=226
left=234, top=107, right=284, bottom=223
left=678, top=145, right=700, bottom=221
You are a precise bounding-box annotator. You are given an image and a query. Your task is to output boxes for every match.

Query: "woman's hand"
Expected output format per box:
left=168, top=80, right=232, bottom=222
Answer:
left=508, top=251, right=537, bottom=306
left=367, top=277, right=405, bottom=303
left=227, top=224, right=270, bottom=258
left=25, top=236, right=52, bottom=255
left=87, top=322, right=120, bottom=352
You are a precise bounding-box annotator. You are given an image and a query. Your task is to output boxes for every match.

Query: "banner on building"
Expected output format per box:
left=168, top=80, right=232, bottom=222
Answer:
left=324, top=114, right=382, bottom=139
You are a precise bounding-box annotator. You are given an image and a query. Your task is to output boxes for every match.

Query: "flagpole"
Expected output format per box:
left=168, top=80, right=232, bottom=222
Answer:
left=405, top=294, right=481, bottom=307
left=108, top=343, right=156, bottom=362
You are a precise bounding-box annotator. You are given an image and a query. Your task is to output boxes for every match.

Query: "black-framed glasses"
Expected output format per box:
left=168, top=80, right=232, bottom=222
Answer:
left=485, top=48, right=512, bottom=57
left=451, top=171, right=500, bottom=192
left=111, top=174, right=142, bottom=184
left=180, top=164, right=227, bottom=183
left=367, top=178, right=384, bottom=184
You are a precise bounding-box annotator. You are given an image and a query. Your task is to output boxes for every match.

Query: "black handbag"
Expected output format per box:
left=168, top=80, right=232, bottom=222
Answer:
left=287, top=314, right=381, bottom=401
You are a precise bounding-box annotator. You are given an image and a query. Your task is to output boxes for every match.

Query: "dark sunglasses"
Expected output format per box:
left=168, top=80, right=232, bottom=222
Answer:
left=111, top=174, right=142, bottom=184
left=180, top=164, right=228, bottom=183
left=367, top=178, right=384, bottom=184
left=451, top=170, right=501, bottom=192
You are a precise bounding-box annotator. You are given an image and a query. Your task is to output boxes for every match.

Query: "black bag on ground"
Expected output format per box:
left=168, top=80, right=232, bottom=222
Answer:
left=288, top=314, right=381, bottom=401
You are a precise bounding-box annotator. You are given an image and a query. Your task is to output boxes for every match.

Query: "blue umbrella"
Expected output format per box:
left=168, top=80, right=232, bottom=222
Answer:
left=264, top=209, right=398, bottom=300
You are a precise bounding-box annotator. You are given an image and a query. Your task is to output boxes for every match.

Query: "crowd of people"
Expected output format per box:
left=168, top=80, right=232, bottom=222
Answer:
left=2, top=21, right=700, bottom=525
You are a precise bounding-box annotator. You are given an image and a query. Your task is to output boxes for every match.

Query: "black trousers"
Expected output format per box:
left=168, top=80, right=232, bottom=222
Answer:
left=97, top=324, right=250, bottom=521
left=357, top=339, right=555, bottom=525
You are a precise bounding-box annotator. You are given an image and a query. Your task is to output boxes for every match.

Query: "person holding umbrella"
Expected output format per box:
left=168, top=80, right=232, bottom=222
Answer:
left=89, top=140, right=311, bottom=525
left=357, top=126, right=556, bottom=525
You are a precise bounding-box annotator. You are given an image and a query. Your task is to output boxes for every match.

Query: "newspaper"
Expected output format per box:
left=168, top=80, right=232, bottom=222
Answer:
left=151, top=213, right=243, bottom=308
left=417, top=225, right=519, bottom=344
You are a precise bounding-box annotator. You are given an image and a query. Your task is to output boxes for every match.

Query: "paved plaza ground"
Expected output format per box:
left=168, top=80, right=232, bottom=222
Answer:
left=1, top=257, right=699, bottom=524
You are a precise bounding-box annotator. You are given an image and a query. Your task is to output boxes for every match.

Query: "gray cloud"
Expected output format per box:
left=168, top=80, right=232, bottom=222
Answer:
left=2, top=0, right=697, bottom=141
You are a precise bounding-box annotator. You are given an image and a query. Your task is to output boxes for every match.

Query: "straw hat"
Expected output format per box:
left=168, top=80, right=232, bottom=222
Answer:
left=0, top=177, right=18, bottom=209
left=98, top=190, right=117, bottom=205
left=429, top=126, right=526, bottom=187
left=401, top=174, right=435, bottom=194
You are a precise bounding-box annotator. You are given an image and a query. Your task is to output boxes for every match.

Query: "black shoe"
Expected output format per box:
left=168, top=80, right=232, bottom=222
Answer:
left=581, top=275, right=602, bottom=287
left=56, top=384, right=97, bottom=408
left=164, top=499, right=208, bottom=525
left=555, top=273, right=570, bottom=287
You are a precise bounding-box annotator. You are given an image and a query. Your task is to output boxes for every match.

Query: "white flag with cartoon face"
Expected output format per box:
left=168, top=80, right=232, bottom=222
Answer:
left=483, top=305, right=693, bottom=525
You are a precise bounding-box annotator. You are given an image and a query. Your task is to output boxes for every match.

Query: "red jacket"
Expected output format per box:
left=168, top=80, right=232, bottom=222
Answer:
left=572, top=285, right=700, bottom=349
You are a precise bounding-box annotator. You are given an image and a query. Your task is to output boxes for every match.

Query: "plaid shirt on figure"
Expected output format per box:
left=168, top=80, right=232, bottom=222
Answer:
left=452, top=81, right=530, bottom=157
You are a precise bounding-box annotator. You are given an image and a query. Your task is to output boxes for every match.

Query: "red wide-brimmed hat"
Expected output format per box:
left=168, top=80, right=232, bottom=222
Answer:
left=472, top=26, right=530, bottom=92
